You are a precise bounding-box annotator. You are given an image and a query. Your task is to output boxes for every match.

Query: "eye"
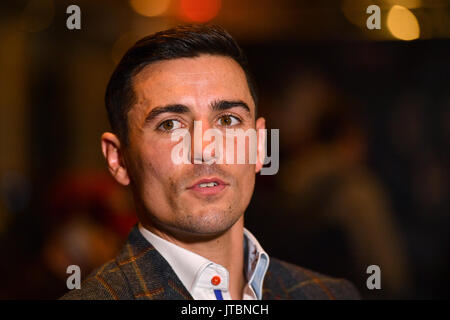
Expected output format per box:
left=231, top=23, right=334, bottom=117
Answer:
left=218, top=114, right=241, bottom=127
left=158, top=119, right=182, bottom=131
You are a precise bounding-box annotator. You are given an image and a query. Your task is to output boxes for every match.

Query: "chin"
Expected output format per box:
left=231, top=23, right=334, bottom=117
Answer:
left=177, top=206, right=242, bottom=236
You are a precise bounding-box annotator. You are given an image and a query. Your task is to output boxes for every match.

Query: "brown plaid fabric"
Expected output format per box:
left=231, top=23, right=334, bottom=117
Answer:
left=60, top=225, right=360, bottom=300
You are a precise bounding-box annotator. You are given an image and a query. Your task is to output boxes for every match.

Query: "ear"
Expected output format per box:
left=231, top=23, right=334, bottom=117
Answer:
left=101, top=132, right=130, bottom=186
left=255, top=117, right=266, bottom=173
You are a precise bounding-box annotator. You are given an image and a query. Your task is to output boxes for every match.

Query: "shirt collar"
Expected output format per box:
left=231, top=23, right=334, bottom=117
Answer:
left=138, top=223, right=269, bottom=299
left=243, top=228, right=270, bottom=299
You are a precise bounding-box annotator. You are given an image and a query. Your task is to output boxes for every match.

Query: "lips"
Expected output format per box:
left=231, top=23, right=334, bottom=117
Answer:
left=187, top=177, right=229, bottom=196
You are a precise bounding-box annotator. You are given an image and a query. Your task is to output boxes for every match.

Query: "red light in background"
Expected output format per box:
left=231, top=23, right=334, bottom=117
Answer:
left=178, top=0, right=221, bottom=23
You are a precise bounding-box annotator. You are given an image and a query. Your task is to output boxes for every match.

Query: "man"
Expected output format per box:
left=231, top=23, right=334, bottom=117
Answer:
left=61, top=25, right=360, bottom=300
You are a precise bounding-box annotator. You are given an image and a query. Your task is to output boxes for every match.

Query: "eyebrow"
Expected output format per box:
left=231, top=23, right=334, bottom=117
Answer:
left=144, top=99, right=251, bottom=123
left=210, top=100, right=251, bottom=114
left=145, top=104, right=190, bottom=122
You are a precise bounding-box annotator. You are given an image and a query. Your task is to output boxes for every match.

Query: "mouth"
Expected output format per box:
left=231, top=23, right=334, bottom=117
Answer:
left=187, top=177, right=229, bottom=196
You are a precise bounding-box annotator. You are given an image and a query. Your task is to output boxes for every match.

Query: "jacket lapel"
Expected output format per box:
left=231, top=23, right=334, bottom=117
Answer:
left=262, top=269, right=286, bottom=300
left=115, top=225, right=193, bottom=300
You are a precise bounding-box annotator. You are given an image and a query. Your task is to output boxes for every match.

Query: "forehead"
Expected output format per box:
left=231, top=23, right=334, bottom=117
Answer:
left=131, top=55, right=254, bottom=114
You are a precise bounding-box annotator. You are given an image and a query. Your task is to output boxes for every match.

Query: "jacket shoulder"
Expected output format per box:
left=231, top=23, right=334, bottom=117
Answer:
left=59, top=259, right=133, bottom=300
left=264, top=258, right=361, bottom=300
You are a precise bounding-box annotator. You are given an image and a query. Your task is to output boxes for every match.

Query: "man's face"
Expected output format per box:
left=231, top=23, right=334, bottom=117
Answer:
left=119, top=55, right=265, bottom=237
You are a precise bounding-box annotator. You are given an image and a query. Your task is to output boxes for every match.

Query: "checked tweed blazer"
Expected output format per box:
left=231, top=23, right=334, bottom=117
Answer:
left=60, top=225, right=360, bottom=300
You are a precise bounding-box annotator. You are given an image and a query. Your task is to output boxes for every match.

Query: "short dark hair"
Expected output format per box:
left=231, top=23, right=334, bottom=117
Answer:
left=105, top=24, right=257, bottom=146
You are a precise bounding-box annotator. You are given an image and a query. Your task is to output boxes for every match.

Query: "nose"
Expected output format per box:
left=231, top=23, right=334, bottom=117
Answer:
left=191, top=119, right=219, bottom=164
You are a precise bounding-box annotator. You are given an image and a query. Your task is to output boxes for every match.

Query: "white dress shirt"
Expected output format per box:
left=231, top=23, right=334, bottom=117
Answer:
left=138, top=223, right=270, bottom=300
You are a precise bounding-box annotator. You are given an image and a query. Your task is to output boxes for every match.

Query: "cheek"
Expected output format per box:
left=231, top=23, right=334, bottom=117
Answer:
left=236, top=165, right=256, bottom=210
left=131, top=138, right=181, bottom=192
left=230, top=164, right=255, bottom=197
left=146, top=150, right=179, bottom=187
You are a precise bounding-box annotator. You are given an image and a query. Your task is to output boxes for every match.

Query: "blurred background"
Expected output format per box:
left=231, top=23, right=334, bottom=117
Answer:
left=0, top=0, right=448, bottom=299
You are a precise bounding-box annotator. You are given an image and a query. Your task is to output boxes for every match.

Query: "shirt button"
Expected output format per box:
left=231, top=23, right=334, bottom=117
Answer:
left=211, top=276, right=221, bottom=286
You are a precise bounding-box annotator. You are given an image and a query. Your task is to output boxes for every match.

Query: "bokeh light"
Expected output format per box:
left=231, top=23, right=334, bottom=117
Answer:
left=387, top=5, right=420, bottom=41
left=129, top=0, right=171, bottom=17
left=178, top=0, right=221, bottom=23
left=385, top=0, right=422, bottom=9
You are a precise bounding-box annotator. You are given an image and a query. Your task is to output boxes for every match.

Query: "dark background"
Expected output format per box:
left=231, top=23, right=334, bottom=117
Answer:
left=0, top=0, right=448, bottom=299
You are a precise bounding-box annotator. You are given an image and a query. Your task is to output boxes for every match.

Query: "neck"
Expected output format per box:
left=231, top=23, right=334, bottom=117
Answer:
left=142, top=216, right=246, bottom=300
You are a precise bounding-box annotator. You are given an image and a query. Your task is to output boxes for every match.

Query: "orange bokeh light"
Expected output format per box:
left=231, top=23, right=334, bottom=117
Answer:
left=178, top=0, right=221, bottom=23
